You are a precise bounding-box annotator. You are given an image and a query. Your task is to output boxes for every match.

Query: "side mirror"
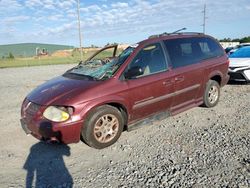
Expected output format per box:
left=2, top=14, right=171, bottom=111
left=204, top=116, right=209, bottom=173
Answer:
left=124, top=66, right=144, bottom=79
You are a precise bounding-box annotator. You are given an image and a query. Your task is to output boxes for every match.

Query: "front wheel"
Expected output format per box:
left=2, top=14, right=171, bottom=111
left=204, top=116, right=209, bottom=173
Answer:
left=203, top=80, right=220, bottom=108
left=81, top=105, right=124, bottom=149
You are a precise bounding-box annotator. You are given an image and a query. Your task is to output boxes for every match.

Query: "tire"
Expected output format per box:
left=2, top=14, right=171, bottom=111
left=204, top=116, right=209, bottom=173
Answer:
left=81, top=105, right=124, bottom=149
left=203, top=80, right=220, bottom=108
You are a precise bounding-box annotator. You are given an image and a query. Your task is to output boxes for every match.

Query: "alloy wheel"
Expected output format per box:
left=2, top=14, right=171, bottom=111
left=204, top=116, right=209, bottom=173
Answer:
left=93, top=114, right=119, bottom=143
left=208, top=85, right=219, bottom=104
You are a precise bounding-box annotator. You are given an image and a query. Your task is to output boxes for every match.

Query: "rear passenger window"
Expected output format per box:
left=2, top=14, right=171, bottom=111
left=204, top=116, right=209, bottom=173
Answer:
left=164, top=37, right=224, bottom=69
left=180, top=43, right=192, bottom=55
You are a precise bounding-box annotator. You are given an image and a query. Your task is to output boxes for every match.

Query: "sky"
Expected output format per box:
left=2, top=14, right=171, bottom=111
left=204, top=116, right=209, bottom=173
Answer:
left=0, top=0, right=250, bottom=47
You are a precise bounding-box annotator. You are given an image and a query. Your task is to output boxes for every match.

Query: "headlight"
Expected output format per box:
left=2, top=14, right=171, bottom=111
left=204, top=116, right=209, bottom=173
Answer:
left=43, top=106, right=73, bottom=122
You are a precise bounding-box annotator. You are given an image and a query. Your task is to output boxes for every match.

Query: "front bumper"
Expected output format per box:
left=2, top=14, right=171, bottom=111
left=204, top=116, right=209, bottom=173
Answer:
left=228, top=67, right=250, bottom=82
left=20, top=117, right=83, bottom=144
left=20, top=99, right=83, bottom=144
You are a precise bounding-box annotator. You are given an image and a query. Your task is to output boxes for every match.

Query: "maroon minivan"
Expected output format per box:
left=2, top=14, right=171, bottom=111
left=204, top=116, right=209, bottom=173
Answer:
left=21, top=33, right=229, bottom=149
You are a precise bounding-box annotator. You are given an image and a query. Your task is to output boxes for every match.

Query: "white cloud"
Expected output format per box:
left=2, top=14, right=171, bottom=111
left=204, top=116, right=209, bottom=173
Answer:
left=78, top=0, right=249, bottom=32
left=2, top=16, right=30, bottom=23
left=80, top=5, right=102, bottom=13
left=47, top=22, right=77, bottom=35
left=66, top=9, right=77, bottom=18
left=25, top=0, right=43, bottom=9
left=58, top=0, right=76, bottom=9
left=0, top=0, right=23, bottom=14
left=47, top=14, right=64, bottom=21
left=25, top=0, right=74, bottom=10
left=0, top=0, right=250, bottom=45
left=44, top=4, right=56, bottom=10
left=111, top=2, right=129, bottom=8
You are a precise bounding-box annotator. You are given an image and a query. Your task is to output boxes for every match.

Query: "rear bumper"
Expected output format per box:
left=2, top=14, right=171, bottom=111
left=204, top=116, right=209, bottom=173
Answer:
left=20, top=117, right=83, bottom=144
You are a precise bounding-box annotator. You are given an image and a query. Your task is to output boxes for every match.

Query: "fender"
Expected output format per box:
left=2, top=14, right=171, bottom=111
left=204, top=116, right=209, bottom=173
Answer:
left=79, top=94, right=130, bottom=123
left=207, top=70, right=223, bottom=83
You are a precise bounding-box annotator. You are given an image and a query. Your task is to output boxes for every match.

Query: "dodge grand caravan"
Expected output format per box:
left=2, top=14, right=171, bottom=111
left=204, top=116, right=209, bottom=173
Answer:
left=21, top=33, right=229, bottom=149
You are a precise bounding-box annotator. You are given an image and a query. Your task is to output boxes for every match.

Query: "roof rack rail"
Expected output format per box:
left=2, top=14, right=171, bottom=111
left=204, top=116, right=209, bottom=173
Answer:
left=148, top=32, right=204, bottom=39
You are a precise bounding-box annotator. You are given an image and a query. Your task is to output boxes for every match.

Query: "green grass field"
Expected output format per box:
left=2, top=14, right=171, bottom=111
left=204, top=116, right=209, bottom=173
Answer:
left=0, top=47, right=123, bottom=68
left=0, top=50, right=94, bottom=68
left=0, top=43, right=74, bottom=57
left=0, top=57, right=78, bottom=68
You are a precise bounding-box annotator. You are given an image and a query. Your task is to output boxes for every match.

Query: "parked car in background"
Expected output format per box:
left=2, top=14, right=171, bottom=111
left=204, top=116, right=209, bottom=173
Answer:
left=21, top=32, right=229, bottom=149
left=227, top=43, right=250, bottom=55
left=225, top=47, right=234, bottom=54
left=228, top=46, right=250, bottom=82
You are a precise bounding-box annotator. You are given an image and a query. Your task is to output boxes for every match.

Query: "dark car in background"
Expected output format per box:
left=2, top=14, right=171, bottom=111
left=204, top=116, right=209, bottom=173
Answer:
left=21, top=33, right=229, bottom=149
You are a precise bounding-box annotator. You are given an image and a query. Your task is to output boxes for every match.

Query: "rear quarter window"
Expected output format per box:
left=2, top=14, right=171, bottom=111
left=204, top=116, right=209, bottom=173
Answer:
left=198, top=37, right=224, bottom=59
left=164, top=36, right=224, bottom=69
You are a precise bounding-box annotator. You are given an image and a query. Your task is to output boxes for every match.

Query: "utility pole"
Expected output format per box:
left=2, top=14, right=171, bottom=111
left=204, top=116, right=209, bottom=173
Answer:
left=202, top=4, right=207, bottom=34
left=77, top=0, right=83, bottom=61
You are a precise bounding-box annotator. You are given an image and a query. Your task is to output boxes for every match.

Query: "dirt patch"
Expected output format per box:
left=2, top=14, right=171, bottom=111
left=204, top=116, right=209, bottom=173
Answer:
left=51, top=50, right=73, bottom=57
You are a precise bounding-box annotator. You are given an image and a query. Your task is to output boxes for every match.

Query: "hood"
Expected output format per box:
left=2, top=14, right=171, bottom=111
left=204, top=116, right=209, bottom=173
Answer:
left=27, top=76, right=98, bottom=105
left=229, top=58, right=250, bottom=67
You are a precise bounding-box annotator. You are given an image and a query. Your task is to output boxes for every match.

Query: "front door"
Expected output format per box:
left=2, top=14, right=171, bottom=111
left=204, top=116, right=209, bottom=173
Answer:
left=123, top=42, right=175, bottom=122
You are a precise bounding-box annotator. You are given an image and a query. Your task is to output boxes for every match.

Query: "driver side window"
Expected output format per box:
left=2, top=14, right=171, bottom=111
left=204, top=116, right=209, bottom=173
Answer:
left=125, top=43, right=168, bottom=79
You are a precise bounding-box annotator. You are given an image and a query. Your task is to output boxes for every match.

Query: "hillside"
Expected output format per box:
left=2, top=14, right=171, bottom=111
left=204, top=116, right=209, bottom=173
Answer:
left=0, top=43, right=74, bottom=58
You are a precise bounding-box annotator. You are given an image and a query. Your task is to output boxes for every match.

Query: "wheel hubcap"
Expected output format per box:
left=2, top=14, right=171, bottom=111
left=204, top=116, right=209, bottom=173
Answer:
left=208, top=86, right=218, bottom=104
left=93, top=114, right=119, bottom=143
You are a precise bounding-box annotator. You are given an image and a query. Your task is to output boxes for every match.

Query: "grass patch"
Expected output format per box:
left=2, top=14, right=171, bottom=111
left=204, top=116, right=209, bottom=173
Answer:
left=0, top=57, right=76, bottom=68
left=0, top=51, right=93, bottom=68
left=0, top=48, right=123, bottom=68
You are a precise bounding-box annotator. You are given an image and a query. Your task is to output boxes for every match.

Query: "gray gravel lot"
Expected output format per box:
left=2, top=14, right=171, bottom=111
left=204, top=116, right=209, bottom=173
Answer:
left=0, top=64, right=249, bottom=188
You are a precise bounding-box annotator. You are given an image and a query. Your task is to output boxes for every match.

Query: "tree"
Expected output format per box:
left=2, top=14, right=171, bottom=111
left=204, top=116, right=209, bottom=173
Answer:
left=232, top=38, right=240, bottom=42
left=8, top=52, right=15, bottom=59
left=90, top=44, right=98, bottom=48
left=219, top=36, right=250, bottom=43
left=239, top=36, right=250, bottom=43
left=219, top=38, right=232, bottom=42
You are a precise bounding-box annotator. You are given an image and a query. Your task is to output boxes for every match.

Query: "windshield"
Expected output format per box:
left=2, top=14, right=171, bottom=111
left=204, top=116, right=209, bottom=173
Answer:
left=229, top=47, right=250, bottom=58
left=64, top=46, right=135, bottom=80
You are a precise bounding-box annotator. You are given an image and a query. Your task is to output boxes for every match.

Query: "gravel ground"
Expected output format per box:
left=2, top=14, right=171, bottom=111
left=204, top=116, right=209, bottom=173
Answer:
left=0, top=65, right=249, bottom=188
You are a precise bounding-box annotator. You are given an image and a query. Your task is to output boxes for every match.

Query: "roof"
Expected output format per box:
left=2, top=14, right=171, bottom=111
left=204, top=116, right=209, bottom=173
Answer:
left=148, top=32, right=204, bottom=39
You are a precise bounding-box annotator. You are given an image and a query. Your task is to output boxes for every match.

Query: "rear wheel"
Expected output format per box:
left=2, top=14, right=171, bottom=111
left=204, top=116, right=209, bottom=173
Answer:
left=203, top=80, right=220, bottom=108
left=81, top=105, right=124, bottom=149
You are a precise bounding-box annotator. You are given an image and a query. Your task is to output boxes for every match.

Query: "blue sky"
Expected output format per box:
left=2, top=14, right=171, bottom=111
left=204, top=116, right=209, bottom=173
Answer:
left=0, top=0, right=250, bottom=47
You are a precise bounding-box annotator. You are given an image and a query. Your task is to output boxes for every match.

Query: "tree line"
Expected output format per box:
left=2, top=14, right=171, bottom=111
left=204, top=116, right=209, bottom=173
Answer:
left=2, top=52, right=15, bottom=60
left=219, top=36, right=250, bottom=43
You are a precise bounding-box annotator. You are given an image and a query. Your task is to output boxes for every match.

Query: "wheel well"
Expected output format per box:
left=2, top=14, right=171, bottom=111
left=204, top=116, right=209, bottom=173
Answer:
left=80, top=103, right=129, bottom=143
left=107, top=103, right=128, bottom=131
left=210, top=75, right=221, bottom=85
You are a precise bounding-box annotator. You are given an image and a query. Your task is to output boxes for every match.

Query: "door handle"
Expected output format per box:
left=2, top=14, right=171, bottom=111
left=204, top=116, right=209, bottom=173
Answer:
left=163, top=79, right=174, bottom=86
left=175, top=76, right=184, bottom=82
